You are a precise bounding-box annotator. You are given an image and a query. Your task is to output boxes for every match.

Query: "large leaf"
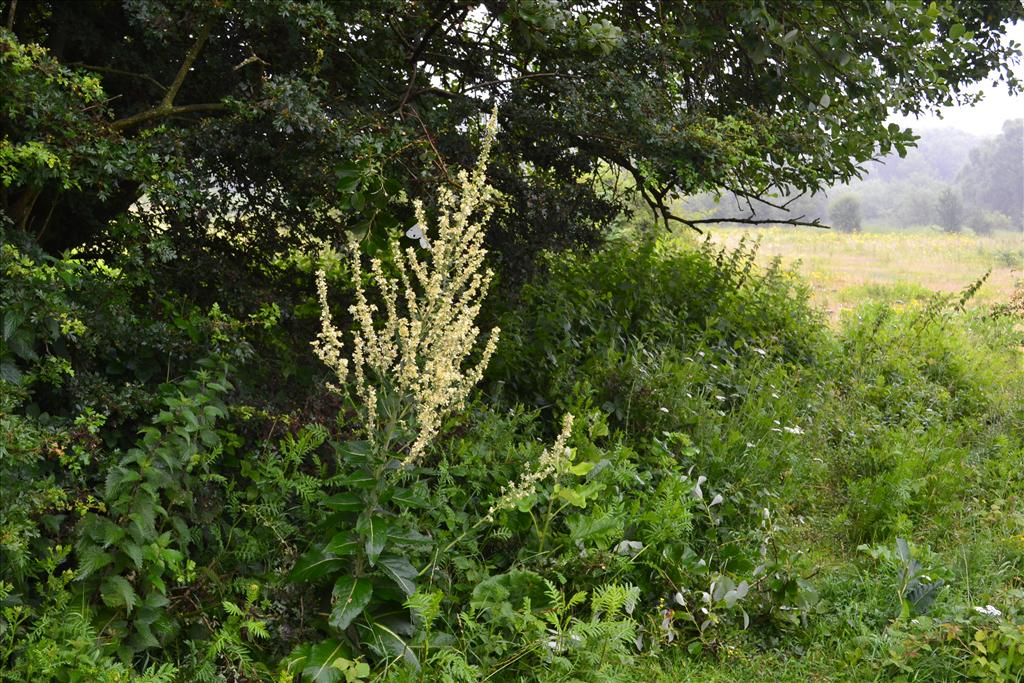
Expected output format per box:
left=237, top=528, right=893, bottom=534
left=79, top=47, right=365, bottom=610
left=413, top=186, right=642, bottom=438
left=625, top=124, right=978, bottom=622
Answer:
left=329, top=576, right=373, bottom=630
left=325, top=531, right=360, bottom=556
left=358, top=516, right=389, bottom=566
left=289, top=547, right=347, bottom=583
left=358, top=620, right=419, bottom=669
left=378, top=555, right=417, bottom=597
left=286, top=639, right=354, bottom=683
left=322, top=493, right=363, bottom=512
left=336, top=471, right=376, bottom=489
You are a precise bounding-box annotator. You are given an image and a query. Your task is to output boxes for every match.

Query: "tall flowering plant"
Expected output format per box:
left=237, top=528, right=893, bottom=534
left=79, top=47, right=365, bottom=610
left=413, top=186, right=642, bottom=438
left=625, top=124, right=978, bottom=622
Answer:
left=314, top=113, right=500, bottom=465
left=290, top=111, right=575, bottom=670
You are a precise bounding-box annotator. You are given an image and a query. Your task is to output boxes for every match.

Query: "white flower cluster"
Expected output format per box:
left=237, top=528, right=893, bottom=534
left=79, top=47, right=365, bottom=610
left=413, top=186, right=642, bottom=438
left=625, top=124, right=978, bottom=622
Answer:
left=313, top=112, right=502, bottom=465
left=974, top=604, right=1003, bottom=617
left=486, top=413, right=575, bottom=520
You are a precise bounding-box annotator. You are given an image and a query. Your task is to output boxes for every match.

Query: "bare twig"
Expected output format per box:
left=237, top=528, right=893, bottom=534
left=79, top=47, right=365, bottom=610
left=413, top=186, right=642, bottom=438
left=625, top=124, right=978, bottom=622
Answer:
left=398, top=3, right=466, bottom=117
left=232, top=53, right=268, bottom=71
left=676, top=214, right=829, bottom=230
left=68, top=63, right=167, bottom=92
left=406, top=105, right=451, bottom=181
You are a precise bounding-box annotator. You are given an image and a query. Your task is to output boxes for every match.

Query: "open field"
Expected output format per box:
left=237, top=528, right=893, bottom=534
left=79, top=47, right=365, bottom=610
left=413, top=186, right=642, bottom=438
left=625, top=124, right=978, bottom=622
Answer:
left=703, top=227, right=1024, bottom=322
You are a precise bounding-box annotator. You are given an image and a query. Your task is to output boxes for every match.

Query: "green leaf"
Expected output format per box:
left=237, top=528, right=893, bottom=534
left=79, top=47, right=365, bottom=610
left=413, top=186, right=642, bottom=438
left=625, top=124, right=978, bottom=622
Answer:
left=378, top=555, right=417, bottom=597
left=358, top=620, right=419, bottom=669
left=949, top=23, right=964, bottom=40
left=101, top=575, right=138, bottom=613
left=554, top=484, right=588, bottom=508
left=896, top=538, right=911, bottom=564
left=387, top=527, right=432, bottom=546
left=76, top=545, right=114, bottom=579
left=325, top=531, right=360, bottom=556
left=123, top=542, right=144, bottom=569
left=329, top=576, right=373, bottom=630
left=337, top=471, right=376, bottom=489
left=0, top=360, right=22, bottom=384
left=568, top=461, right=595, bottom=476
left=289, top=547, right=347, bottom=583
left=323, top=493, right=363, bottom=512
left=389, top=487, right=429, bottom=508
left=1, top=312, right=24, bottom=341
left=288, top=639, right=353, bottom=683
left=358, top=516, right=389, bottom=566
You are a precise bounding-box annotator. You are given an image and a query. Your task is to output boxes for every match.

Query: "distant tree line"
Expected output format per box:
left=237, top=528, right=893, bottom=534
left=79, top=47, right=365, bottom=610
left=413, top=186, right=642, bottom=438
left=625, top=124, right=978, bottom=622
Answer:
left=683, top=118, right=1023, bottom=234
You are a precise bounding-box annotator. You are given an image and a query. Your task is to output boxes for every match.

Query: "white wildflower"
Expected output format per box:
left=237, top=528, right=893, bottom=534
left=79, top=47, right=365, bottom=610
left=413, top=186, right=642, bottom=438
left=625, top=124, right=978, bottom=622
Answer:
left=486, top=413, right=575, bottom=520
left=315, top=110, right=503, bottom=464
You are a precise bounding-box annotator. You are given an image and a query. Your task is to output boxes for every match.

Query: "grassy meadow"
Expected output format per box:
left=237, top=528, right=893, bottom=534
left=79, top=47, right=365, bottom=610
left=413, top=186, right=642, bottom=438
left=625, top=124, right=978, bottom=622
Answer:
left=704, top=227, right=1023, bottom=322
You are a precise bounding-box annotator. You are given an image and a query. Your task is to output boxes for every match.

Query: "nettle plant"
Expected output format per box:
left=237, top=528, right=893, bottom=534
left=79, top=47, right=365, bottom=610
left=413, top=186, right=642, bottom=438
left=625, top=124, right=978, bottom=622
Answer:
left=288, top=112, right=574, bottom=675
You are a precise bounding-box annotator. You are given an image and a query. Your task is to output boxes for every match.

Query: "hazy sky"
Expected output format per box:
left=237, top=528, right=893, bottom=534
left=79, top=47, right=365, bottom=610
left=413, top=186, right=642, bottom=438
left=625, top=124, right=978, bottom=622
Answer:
left=887, top=21, right=1023, bottom=137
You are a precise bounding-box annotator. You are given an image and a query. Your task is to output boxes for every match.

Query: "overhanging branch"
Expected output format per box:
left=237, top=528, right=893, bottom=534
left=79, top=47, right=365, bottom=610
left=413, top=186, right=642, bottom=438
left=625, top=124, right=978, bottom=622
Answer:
left=110, top=21, right=217, bottom=131
left=110, top=102, right=227, bottom=131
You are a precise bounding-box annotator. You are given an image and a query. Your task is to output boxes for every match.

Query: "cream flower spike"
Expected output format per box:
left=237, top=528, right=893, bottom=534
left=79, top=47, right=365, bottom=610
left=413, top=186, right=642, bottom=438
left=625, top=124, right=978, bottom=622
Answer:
left=315, top=107, right=515, bottom=465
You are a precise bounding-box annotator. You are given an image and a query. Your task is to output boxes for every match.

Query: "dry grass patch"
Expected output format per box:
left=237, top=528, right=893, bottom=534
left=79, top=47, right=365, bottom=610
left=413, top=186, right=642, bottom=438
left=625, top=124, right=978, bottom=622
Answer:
left=700, top=227, right=1023, bottom=321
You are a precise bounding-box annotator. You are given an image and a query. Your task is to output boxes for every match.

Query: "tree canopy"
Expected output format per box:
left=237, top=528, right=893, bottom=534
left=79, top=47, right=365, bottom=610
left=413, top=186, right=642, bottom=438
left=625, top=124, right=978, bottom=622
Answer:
left=3, top=0, right=1023, bottom=279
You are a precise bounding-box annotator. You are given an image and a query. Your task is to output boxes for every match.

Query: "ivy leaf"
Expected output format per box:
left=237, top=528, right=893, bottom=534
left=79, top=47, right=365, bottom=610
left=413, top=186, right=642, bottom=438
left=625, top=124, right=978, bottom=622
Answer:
left=378, top=555, right=417, bottom=596
left=101, top=575, right=138, bottom=613
left=329, top=576, right=373, bottom=630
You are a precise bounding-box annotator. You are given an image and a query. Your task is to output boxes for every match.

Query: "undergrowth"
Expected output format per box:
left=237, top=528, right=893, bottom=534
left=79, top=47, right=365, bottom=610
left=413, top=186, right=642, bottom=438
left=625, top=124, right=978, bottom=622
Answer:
left=2, top=232, right=1021, bottom=681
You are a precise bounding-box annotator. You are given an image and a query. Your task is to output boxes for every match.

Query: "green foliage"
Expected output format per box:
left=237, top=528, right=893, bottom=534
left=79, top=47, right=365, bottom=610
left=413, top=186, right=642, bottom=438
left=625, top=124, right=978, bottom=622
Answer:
left=3, top=1, right=1023, bottom=277
left=4, top=3, right=1023, bottom=679
left=3, top=222, right=1022, bottom=681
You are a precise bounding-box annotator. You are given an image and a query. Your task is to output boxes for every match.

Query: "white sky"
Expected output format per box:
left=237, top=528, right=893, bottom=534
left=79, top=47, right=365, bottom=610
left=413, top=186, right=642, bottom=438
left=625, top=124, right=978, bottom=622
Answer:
left=887, top=22, right=1023, bottom=137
